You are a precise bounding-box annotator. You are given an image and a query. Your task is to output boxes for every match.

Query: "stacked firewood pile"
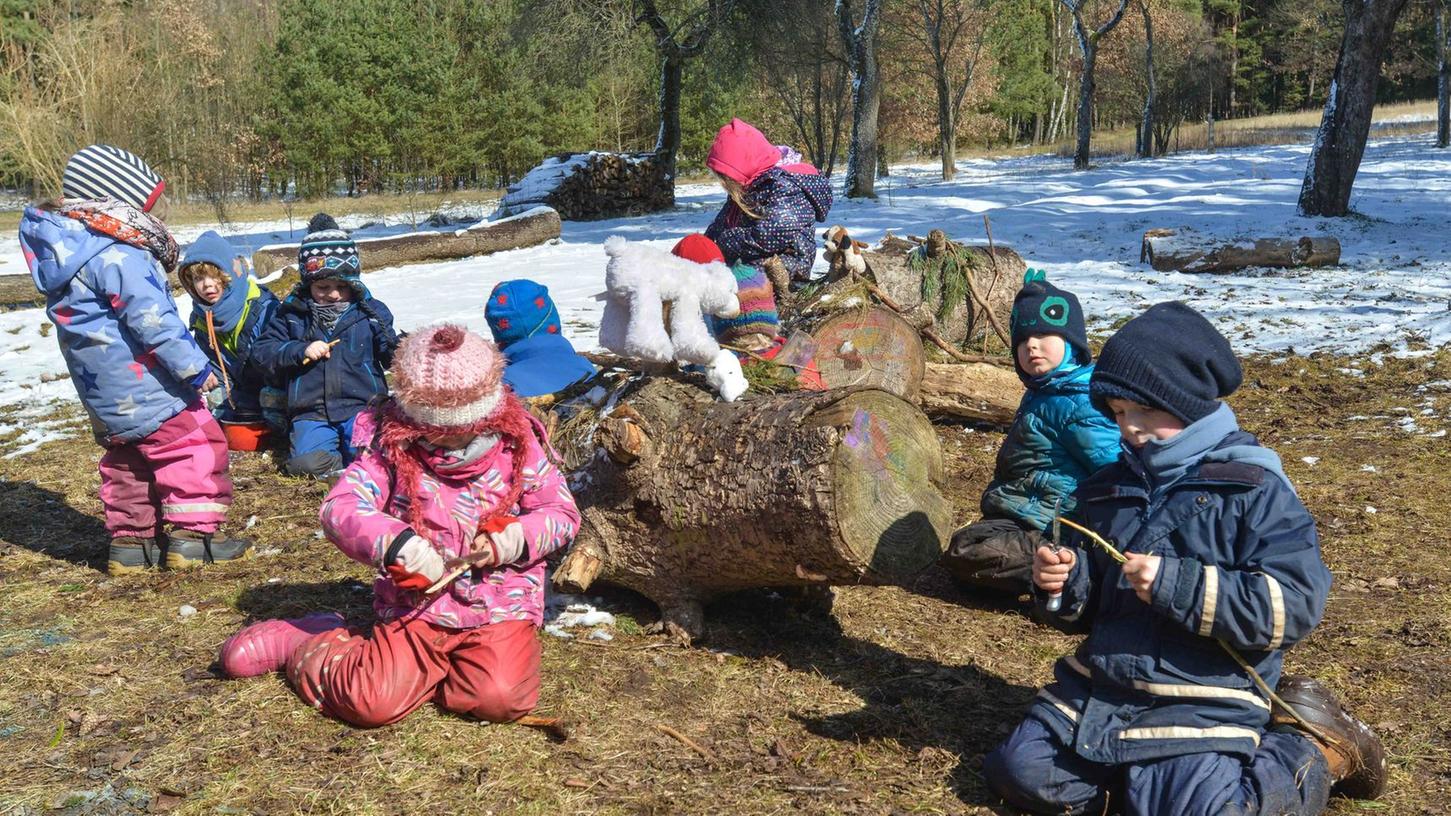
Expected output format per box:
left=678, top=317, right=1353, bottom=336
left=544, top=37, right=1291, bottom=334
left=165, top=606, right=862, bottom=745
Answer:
left=495, top=151, right=674, bottom=221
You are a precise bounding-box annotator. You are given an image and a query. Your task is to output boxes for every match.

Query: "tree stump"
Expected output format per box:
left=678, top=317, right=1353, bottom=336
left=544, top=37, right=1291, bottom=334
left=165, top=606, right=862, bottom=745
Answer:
left=1140, top=229, right=1341, bottom=273
left=862, top=233, right=1023, bottom=352
left=554, top=379, right=952, bottom=642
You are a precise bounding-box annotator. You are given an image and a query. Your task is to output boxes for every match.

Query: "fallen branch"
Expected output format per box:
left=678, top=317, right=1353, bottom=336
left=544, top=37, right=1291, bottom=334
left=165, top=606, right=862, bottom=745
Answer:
left=862, top=281, right=1012, bottom=367
left=516, top=714, right=571, bottom=742
left=962, top=218, right=1011, bottom=348
left=656, top=724, right=717, bottom=763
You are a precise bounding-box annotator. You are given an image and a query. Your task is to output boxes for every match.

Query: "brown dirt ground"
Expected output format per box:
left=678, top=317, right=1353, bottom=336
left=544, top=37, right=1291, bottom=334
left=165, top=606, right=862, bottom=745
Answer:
left=1, top=351, right=1448, bottom=815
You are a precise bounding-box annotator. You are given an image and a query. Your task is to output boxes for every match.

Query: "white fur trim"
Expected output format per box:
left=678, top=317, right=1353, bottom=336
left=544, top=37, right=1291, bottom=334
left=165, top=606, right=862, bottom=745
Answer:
left=399, top=386, right=503, bottom=428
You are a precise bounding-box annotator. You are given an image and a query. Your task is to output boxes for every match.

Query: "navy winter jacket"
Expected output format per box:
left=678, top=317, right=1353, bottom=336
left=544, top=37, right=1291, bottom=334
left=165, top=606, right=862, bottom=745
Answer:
left=1030, top=414, right=1331, bottom=766
left=705, top=167, right=833, bottom=282
left=981, top=360, right=1122, bottom=530
left=252, top=287, right=398, bottom=423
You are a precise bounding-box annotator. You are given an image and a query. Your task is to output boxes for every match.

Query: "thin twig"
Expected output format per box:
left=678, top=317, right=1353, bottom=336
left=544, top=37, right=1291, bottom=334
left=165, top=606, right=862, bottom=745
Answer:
left=656, top=724, right=717, bottom=763
left=1054, top=516, right=1127, bottom=562
left=957, top=220, right=1011, bottom=348
left=862, top=281, right=1012, bottom=367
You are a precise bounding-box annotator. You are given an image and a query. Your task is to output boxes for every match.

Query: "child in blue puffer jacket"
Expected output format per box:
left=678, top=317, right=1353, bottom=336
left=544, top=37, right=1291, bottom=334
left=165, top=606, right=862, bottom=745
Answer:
left=253, top=215, right=398, bottom=478
left=941, top=271, right=1120, bottom=595
left=985, top=302, right=1386, bottom=816
left=178, top=231, right=284, bottom=440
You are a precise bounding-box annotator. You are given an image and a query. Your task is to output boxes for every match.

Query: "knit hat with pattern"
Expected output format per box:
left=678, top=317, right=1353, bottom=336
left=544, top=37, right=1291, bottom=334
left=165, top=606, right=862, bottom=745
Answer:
left=297, top=213, right=362, bottom=286
left=390, top=323, right=508, bottom=431
left=62, top=145, right=166, bottom=212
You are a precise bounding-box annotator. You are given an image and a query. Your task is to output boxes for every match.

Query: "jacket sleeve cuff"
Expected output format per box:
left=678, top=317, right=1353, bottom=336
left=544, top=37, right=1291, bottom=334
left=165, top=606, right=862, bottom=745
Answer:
left=382, top=528, right=418, bottom=567
left=1151, top=555, right=1202, bottom=620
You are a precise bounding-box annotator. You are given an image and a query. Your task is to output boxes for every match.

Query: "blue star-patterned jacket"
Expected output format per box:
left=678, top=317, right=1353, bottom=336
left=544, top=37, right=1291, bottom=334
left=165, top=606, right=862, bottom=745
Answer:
left=20, top=207, right=211, bottom=444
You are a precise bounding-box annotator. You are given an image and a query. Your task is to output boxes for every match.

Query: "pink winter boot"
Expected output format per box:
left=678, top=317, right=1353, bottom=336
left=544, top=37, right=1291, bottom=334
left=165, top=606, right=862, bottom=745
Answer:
left=219, top=612, right=346, bottom=678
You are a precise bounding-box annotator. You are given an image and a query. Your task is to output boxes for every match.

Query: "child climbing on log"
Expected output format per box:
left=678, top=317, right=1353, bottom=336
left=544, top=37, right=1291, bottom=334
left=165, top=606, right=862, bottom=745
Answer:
left=18, top=145, right=252, bottom=576
left=941, top=271, right=1119, bottom=595
left=253, top=214, right=398, bottom=479
left=984, top=302, right=1386, bottom=815
left=219, top=323, right=580, bottom=729
left=704, top=119, right=832, bottom=350
left=177, top=231, right=284, bottom=448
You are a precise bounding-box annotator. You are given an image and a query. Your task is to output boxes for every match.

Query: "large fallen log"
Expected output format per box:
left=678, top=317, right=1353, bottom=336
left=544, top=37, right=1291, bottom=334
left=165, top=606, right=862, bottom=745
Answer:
left=918, top=362, right=1023, bottom=426
left=1140, top=228, right=1341, bottom=273
left=553, top=379, right=952, bottom=642
left=794, top=307, right=926, bottom=400
left=251, top=206, right=562, bottom=277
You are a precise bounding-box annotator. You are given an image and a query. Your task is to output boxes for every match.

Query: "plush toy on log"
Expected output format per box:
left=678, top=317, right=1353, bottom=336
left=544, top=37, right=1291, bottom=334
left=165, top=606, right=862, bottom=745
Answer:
left=552, top=377, right=953, bottom=643
left=1140, top=228, right=1341, bottom=273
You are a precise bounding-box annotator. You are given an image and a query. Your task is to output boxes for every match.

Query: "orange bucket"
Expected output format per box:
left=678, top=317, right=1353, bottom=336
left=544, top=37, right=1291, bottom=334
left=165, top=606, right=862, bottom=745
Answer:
left=221, top=421, right=271, bottom=452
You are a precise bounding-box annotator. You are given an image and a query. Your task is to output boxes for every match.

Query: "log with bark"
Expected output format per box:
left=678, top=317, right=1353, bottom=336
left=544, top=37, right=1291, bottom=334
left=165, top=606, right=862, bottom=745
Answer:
left=552, top=378, right=952, bottom=642
left=917, top=362, right=1023, bottom=426
left=1140, top=228, right=1341, bottom=273
left=494, top=151, right=674, bottom=221
left=250, top=207, right=562, bottom=278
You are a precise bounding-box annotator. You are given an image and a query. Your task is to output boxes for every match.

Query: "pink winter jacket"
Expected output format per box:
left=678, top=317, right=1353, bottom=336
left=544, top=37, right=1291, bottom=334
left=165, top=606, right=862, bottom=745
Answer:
left=320, top=419, right=580, bottom=629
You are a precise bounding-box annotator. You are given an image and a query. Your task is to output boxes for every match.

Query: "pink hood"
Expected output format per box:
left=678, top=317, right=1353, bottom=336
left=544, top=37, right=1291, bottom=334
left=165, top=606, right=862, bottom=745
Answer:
left=707, top=119, right=783, bottom=185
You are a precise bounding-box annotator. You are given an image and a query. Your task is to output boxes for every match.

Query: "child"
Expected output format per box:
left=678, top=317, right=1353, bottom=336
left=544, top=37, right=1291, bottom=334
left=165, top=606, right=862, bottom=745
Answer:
left=253, top=214, right=398, bottom=478
left=178, top=231, right=284, bottom=443
left=484, top=279, right=595, bottom=398
left=218, top=323, right=580, bottom=729
left=941, top=272, right=1119, bottom=594
left=704, top=119, right=832, bottom=343
left=669, top=233, right=782, bottom=354
left=18, top=144, right=251, bottom=575
left=984, top=302, right=1386, bottom=815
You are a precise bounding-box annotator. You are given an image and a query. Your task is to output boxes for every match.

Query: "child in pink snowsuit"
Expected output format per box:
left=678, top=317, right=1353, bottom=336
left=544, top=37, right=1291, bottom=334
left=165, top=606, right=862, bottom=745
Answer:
left=219, top=323, right=580, bottom=728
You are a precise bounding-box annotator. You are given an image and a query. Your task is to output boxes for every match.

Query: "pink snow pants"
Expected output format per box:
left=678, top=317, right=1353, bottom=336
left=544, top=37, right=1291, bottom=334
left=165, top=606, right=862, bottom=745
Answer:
left=286, top=617, right=540, bottom=728
left=98, top=404, right=231, bottom=538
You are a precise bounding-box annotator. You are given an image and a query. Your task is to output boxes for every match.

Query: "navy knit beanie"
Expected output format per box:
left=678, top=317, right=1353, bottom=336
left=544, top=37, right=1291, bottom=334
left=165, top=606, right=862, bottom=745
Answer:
left=1010, top=269, right=1091, bottom=376
left=1089, top=301, right=1242, bottom=424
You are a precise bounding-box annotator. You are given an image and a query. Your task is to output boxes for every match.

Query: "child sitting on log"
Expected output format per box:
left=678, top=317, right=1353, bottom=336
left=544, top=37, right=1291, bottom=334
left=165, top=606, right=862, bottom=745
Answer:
left=253, top=214, right=398, bottom=478
left=704, top=119, right=832, bottom=350
left=484, top=278, right=596, bottom=399
left=984, top=302, right=1386, bottom=815
left=177, top=231, right=284, bottom=447
left=941, top=271, right=1120, bottom=595
left=219, top=323, right=580, bottom=729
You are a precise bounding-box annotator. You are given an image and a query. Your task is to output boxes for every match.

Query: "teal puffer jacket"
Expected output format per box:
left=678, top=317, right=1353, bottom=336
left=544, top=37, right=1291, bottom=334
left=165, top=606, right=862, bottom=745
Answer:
left=980, top=360, right=1121, bottom=530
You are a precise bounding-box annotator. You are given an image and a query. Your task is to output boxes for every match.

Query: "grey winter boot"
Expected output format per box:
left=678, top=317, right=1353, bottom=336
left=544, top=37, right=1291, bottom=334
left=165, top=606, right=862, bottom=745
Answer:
left=165, top=529, right=255, bottom=570
left=107, top=537, right=161, bottom=577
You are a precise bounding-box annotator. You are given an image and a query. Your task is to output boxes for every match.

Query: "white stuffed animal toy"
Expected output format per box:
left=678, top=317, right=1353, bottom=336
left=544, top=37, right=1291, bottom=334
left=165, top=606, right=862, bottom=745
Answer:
left=599, top=236, right=748, bottom=401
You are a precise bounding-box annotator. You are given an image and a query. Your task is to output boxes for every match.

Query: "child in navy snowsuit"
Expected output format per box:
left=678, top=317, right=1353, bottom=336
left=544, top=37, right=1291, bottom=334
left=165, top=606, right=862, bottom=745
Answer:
left=941, top=271, right=1120, bottom=595
left=18, top=145, right=252, bottom=575
left=254, top=215, right=398, bottom=478
left=984, top=302, right=1386, bottom=816
left=704, top=119, right=831, bottom=350
left=178, top=231, right=283, bottom=440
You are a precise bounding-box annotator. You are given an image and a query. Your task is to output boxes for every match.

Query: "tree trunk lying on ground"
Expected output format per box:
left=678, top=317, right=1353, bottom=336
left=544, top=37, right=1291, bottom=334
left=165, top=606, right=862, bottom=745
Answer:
left=792, top=307, right=926, bottom=400
left=1140, top=228, right=1341, bottom=273
left=251, top=206, right=562, bottom=278
left=917, top=362, right=1022, bottom=426
left=552, top=378, right=952, bottom=642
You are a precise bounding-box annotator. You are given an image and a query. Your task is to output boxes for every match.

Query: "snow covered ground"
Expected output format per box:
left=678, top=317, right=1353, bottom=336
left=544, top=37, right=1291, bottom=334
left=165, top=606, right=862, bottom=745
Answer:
left=2, top=132, right=1449, bottom=455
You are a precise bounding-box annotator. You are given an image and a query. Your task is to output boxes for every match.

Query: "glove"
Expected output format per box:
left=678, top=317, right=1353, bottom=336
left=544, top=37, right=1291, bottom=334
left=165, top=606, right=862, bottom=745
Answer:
left=384, top=535, right=445, bottom=592
left=467, top=515, right=525, bottom=568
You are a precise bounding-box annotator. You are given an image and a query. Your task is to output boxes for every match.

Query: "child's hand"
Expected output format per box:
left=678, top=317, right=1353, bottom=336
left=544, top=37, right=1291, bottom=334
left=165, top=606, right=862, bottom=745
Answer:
left=468, top=522, right=526, bottom=568
left=1033, top=545, right=1076, bottom=594
left=1122, top=553, right=1162, bottom=604
left=385, top=536, right=445, bottom=591
left=303, top=340, right=332, bottom=363
left=200, top=371, right=220, bottom=394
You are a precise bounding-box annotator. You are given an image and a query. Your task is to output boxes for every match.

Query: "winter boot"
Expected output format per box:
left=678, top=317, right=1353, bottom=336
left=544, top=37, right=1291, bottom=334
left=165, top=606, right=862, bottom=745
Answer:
left=941, top=523, right=1041, bottom=595
left=1270, top=675, right=1388, bottom=800
left=165, top=529, right=255, bottom=570
left=218, top=612, right=347, bottom=678
left=107, top=537, right=161, bottom=576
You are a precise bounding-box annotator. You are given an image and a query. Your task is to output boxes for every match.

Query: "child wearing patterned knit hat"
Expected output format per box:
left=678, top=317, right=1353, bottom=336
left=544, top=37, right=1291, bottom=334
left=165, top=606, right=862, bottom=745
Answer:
left=19, top=144, right=252, bottom=576
left=253, top=214, right=398, bottom=478
left=218, top=322, right=580, bottom=728
left=940, top=270, right=1120, bottom=596
left=485, top=279, right=596, bottom=398
left=704, top=119, right=833, bottom=300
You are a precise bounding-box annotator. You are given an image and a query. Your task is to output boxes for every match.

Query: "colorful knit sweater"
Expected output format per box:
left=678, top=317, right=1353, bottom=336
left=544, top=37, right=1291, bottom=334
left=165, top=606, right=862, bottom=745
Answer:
left=710, top=262, right=779, bottom=343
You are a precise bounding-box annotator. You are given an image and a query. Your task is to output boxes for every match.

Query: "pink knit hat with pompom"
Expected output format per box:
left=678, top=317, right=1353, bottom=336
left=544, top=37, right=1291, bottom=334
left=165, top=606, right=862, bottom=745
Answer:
left=390, top=322, right=507, bottom=430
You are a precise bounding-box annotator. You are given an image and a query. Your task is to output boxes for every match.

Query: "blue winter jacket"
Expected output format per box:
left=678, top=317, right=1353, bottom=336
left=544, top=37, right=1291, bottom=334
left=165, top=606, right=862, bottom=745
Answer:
left=251, top=286, right=397, bottom=424
left=19, top=207, right=211, bottom=443
left=981, top=360, right=1122, bottom=530
left=1029, top=405, right=1331, bottom=766
left=706, top=167, right=833, bottom=282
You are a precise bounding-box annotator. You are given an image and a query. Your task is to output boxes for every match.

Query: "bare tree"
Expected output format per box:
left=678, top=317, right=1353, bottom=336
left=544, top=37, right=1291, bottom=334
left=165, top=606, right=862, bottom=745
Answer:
left=837, top=0, right=883, bottom=198
left=1439, top=0, right=1449, bottom=149
left=1060, top=0, right=1131, bottom=170
left=908, top=0, right=991, bottom=180
left=635, top=0, right=737, bottom=180
left=1298, top=0, right=1413, bottom=217
left=1136, top=0, right=1156, bottom=159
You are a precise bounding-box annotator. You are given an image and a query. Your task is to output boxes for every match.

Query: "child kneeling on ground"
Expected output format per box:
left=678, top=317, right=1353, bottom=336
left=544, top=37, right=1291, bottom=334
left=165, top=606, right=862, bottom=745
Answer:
left=219, top=323, right=580, bottom=728
left=941, top=271, right=1119, bottom=595
left=983, top=302, right=1386, bottom=815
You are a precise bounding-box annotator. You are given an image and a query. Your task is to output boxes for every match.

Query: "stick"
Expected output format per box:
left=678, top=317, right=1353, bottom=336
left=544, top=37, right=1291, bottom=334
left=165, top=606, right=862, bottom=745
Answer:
left=516, top=714, right=571, bottom=742
left=301, top=339, right=343, bottom=366
left=959, top=218, right=1010, bottom=348
left=1054, top=516, right=1127, bottom=563
left=862, top=281, right=1013, bottom=367
left=656, top=724, right=716, bottom=763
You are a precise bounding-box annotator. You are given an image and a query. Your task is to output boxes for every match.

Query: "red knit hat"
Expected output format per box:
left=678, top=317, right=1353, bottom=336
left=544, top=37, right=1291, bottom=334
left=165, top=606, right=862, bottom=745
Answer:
left=390, top=322, right=507, bottom=430
left=671, top=233, right=726, bottom=265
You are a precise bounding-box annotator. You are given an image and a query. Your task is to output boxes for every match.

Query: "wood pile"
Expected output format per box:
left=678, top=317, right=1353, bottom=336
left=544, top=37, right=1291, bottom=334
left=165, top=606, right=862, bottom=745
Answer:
left=495, top=152, right=674, bottom=221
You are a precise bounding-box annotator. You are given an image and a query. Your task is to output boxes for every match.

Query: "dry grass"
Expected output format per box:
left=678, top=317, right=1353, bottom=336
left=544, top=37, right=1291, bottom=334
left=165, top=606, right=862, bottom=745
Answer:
left=0, top=351, right=1448, bottom=814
